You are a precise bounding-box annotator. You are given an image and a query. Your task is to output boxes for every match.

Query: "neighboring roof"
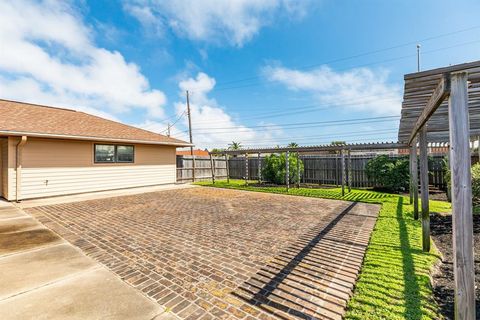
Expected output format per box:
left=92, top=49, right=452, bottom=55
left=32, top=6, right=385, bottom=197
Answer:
left=398, top=60, right=480, bottom=143
left=176, top=149, right=209, bottom=156
left=0, top=99, right=191, bottom=146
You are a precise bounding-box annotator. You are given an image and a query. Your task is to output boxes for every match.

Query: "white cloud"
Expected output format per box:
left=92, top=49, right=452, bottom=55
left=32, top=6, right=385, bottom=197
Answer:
left=0, top=0, right=166, bottom=119
left=150, top=72, right=280, bottom=149
left=263, top=65, right=402, bottom=115
left=124, top=0, right=314, bottom=47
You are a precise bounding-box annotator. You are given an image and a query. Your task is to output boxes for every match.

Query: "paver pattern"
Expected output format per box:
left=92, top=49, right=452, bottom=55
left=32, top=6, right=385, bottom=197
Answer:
left=27, top=187, right=379, bottom=319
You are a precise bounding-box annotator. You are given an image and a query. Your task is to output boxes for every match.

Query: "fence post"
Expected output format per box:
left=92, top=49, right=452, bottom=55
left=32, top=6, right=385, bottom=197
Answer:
left=286, top=151, right=289, bottom=192
left=296, top=152, right=300, bottom=188
left=419, top=126, right=430, bottom=252
left=209, top=153, right=215, bottom=184
left=192, top=155, right=196, bottom=182
left=341, top=149, right=345, bottom=196
left=225, top=154, right=230, bottom=183
left=449, top=71, right=475, bottom=319
left=347, top=149, right=352, bottom=193
left=477, top=135, right=480, bottom=163
left=245, top=153, right=249, bottom=186
left=258, top=152, right=262, bottom=184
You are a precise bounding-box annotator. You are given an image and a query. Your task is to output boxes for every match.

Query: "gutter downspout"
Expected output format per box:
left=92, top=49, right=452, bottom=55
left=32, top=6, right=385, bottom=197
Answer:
left=15, top=136, right=27, bottom=202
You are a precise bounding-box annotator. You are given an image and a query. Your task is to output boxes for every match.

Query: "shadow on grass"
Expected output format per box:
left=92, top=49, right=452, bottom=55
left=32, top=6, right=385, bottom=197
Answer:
left=396, top=196, right=422, bottom=320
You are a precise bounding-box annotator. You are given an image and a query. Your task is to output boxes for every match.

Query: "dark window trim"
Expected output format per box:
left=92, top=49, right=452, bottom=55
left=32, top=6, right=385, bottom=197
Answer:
left=94, top=144, right=135, bottom=164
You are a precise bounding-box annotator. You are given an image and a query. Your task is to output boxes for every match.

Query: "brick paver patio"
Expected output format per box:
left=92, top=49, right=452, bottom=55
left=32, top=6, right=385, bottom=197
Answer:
left=27, top=187, right=379, bottom=320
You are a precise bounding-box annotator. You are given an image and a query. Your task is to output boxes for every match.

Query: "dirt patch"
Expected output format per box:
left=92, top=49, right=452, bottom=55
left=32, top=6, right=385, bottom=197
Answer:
left=430, top=213, right=480, bottom=319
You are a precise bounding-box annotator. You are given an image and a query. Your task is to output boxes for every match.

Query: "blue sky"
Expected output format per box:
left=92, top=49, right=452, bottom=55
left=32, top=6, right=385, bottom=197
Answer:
left=1, top=1, right=479, bottom=149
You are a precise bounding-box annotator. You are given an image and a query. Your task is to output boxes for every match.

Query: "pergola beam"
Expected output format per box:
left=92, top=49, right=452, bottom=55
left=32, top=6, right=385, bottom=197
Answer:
left=408, top=74, right=450, bottom=145
left=211, top=142, right=408, bottom=156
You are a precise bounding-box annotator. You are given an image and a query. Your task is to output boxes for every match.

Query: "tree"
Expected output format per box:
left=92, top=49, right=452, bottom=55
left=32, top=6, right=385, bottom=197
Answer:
left=228, top=141, right=242, bottom=150
left=330, top=141, right=346, bottom=146
left=288, top=142, right=299, bottom=148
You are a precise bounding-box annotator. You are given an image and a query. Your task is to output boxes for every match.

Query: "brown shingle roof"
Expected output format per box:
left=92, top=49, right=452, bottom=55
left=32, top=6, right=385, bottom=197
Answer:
left=0, top=99, right=191, bottom=146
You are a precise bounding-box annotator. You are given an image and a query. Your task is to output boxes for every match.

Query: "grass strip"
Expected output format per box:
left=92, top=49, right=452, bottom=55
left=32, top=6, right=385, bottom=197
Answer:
left=196, top=179, right=451, bottom=319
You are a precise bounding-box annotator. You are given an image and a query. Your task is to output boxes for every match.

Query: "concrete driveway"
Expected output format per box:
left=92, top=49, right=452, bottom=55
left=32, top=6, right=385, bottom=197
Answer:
left=25, top=187, right=380, bottom=320
left=0, top=200, right=168, bottom=320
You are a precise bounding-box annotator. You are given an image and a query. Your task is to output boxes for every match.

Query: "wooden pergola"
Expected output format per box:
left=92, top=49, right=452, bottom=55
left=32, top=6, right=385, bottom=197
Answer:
left=398, top=60, right=480, bottom=319
left=211, top=142, right=408, bottom=195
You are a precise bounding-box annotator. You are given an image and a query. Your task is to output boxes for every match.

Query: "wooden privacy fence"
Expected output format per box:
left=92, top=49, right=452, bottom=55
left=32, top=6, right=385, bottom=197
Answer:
left=176, top=156, right=228, bottom=182
left=177, top=154, right=448, bottom=188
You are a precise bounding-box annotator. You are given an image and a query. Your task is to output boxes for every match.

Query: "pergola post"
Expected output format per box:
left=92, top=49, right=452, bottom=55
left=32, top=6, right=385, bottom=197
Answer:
left=448, top=71, right=475, bottom=319
left=258, top=152, right=262, bottom=184
left=411, top=142, right=419, bottom=220
left=285, top=151, right=290, bottom=191
left=296, top=152, right=300, bottom=188
left=419, top=126, right=430, bottom=252
left=224, top=154, right=230, bottom=183
left=341, top=149, right=345, bottom=196
left=347, top=149, right=352, bottom=193
left=209, top=153, right=215, bottom=184
left=245, top=153, right=249, bottom=186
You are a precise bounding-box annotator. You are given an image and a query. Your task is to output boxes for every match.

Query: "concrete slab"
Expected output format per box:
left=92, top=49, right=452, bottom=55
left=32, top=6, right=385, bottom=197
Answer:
left=0, top=268, right=164, bottom=320
left=0, top=216, right=41, bottom=233
left=0, top=243, right=97, bottom=300
left=0, top=208, right=27, bottom=220
left=0, top=227, right=64, bottom=256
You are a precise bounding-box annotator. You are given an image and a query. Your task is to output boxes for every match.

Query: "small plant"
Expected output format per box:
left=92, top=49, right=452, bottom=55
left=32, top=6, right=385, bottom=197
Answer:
left=365, top=155, right=409, bottom=192
left=262, top=153, right=303, bottom=185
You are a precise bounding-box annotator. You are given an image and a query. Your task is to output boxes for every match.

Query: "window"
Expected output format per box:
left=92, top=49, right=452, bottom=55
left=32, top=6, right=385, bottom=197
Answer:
left=94, top=144, right=134, bottom=163
left=116, top=145, right=134, bottom=163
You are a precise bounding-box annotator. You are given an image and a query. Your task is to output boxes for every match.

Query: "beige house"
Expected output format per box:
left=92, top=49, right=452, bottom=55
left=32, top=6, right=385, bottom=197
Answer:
left=0, top=99, right=191, bottom=201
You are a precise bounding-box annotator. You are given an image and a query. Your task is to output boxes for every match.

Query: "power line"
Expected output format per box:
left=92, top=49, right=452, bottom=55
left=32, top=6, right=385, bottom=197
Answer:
left=192, top=115, right=399, bottom=131
left=209, top=39, right=480, bottom=92
left=211, top=25, right=480, bottom=89
left=195, top=128, right=398, bottom=144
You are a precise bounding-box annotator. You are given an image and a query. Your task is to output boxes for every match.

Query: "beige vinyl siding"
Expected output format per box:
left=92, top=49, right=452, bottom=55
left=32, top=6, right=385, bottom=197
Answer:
left=20, top=165, right=175, bottom=199
left=6, top=137, right=177, bottom=200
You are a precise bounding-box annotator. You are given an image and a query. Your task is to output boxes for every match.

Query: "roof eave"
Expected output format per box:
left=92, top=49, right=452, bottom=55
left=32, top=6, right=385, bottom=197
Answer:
left=0, top=130, right=193, bottom=147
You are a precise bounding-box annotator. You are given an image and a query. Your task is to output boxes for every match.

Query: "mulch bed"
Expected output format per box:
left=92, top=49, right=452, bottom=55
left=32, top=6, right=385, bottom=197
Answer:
left=430, top=213, right=480, bottom=319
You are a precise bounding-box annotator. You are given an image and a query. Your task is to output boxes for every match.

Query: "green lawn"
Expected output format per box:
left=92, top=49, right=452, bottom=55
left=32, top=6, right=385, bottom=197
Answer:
left=195, top=179, right=451, bottom=320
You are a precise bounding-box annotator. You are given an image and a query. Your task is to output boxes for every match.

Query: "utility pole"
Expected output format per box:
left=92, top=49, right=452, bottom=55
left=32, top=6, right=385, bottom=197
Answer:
left=186, top=90, right=195, bottom=182
left=167, top=123, right=171, bottom=137
left=417, top=44, right=421, bottom=72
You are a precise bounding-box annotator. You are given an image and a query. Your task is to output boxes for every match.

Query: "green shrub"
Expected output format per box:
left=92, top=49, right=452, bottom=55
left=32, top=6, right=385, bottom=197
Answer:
left=262, top=153, right=303, bottom=185
left=365, top=155, right=409, bottom=192
left=472, top=163, right=480, bottom=205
